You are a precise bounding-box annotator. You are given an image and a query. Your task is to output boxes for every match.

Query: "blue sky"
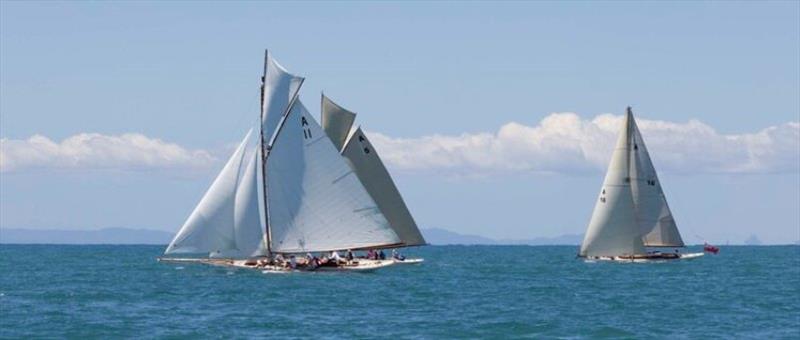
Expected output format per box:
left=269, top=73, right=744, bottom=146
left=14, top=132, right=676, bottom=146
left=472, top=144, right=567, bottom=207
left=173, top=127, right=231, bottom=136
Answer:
left=1, top=1, right=798, bottom=244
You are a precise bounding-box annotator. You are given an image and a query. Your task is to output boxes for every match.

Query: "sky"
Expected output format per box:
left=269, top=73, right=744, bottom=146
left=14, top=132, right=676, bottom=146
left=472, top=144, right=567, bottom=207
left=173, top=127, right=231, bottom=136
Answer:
left=1, top=1, right=798, bottom=244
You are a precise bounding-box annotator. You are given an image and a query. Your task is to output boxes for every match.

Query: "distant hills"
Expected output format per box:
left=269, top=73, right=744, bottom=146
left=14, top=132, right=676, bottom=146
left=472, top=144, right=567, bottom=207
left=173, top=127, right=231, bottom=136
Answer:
left=0, top=227, right=582, bottom=246
left=423, top=228, right=583, bottom=245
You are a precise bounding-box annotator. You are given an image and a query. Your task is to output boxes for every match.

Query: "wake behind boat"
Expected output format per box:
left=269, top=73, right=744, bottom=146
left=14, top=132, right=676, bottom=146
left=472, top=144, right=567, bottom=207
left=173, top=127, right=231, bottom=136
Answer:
left=578, top=107, right=704, bottom=262
left=159, top=51, right=426, bottom=272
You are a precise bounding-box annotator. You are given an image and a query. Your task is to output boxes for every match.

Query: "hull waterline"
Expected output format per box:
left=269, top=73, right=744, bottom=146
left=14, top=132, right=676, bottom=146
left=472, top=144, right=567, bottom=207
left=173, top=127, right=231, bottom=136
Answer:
left=581, top=252, right=705, bottom=263
left=158, top=257, right=396, bottom=272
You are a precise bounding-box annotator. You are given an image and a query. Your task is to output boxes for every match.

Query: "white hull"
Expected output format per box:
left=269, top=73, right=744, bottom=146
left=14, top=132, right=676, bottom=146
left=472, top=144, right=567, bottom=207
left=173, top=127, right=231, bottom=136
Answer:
left=393, top=258, right=424, bottom=264
left=158, top=257, right=395, bottom=272
left=315, top=259, right=395, bottom=272
left=583, top=252, right=704, bottom=263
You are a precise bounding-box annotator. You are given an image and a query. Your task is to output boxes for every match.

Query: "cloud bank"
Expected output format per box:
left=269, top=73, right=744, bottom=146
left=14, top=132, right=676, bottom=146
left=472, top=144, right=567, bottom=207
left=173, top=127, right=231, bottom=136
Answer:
left=368, top=113, right=800, bottom=175
left=0, top=133, right=215, bottom=173
left=2, top=113, right=797, bottom=175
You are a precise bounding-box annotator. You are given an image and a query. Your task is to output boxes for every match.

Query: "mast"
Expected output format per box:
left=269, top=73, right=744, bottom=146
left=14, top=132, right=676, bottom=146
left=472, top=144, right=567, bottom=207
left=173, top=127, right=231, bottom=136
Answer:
left=258, top=50, right=305, bottom=255
left=625, top=106, right=634, bottom=255
left=260, top=50, right=272, bottom=255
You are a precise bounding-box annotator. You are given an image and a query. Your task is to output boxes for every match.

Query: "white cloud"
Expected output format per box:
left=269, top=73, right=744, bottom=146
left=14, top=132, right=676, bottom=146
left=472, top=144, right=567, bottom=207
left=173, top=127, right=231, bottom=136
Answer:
left=0, top=133, right=215, bottom=173
left=2, top=114, right=797, bottom=176
left=368, top=113, right=800, bottom=175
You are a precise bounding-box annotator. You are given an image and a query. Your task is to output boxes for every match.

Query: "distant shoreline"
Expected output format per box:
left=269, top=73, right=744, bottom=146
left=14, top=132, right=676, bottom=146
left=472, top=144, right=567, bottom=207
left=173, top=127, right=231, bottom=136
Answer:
left=0, top=227, right=792, bottom=246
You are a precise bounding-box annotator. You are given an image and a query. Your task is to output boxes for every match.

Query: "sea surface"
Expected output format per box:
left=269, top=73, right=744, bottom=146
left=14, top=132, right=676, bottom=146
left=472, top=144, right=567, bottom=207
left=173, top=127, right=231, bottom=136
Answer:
left=1, top=245, right=798, bottom=338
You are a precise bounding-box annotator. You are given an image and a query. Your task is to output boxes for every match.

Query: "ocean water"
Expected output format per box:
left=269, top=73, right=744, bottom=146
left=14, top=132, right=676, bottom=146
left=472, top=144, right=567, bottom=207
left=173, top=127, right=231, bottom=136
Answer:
left=1, top=245, right=798, bottom=338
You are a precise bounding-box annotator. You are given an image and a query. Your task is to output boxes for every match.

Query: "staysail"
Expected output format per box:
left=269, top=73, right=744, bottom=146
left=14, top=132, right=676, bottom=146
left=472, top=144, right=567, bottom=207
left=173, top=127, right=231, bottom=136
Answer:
left=265, top=100, right=401, bottom=253
left=628, top=113, right=684, bottom=247
left=233, top=146, right=268, bottom=257
left=321, top=94, right=356, bottom=151
left=580, top=110, right=646, bottom=257
left=165, top=130, right=263, bottom=255
left=342, top=126, right=427, bottom=246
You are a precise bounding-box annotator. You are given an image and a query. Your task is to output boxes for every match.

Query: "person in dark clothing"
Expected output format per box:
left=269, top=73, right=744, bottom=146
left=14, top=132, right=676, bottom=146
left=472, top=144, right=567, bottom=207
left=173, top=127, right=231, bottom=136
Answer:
left=346, top=249, right=354, bottom=261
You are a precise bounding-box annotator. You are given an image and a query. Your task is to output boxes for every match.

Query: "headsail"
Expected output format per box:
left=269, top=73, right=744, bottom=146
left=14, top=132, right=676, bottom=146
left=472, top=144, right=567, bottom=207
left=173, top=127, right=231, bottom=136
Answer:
left=342, top=127, right=426, bottom=246
left=262, top=51, right=304, bottom=142
left=233, top=146, right=268, bottom=257
left=321, top=94, right=356, bottom=151
left=165, top=130, right=255, bottom=255
left=265, top=100, right=401, bottom=253
left=628, top=112, right=684, bottom=247
left=580, top=110, right=646, bottom=257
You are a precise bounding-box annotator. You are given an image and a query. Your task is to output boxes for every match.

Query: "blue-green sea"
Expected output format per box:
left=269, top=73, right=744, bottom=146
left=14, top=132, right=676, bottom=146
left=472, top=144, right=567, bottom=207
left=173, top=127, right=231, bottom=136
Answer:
left=1, top=245, right=798, bottom=338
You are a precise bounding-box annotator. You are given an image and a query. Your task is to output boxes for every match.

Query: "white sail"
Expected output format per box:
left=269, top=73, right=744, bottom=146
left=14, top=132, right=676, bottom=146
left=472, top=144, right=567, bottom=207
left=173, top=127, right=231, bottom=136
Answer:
left=232, top=146, right=268, bottom=257
left=580, top=111, right=646, bottom=257
left=321, top=94, right=356, bottom=151
left=629, top=115, right=684, bottom=247
left=262, top=51, right=304, bottom=142
left=265, top=100, right=401, bottom=253
left=165, top=130, right=252, bottom=255
left=342, top=127, right=426, bottom=246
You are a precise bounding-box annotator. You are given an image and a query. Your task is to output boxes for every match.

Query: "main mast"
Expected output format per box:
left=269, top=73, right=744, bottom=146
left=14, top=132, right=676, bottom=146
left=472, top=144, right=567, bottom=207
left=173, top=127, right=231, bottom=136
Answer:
left=260, top=50, right=272, bottom=255
left=257, top=50, right=305, bottom=255
left=625, top=106, right=634, bottom=255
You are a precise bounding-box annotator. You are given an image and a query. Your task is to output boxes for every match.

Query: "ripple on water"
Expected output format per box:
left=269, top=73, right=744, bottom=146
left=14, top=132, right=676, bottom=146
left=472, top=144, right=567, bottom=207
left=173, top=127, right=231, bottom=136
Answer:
left=0, top=245, right=797, bottom=338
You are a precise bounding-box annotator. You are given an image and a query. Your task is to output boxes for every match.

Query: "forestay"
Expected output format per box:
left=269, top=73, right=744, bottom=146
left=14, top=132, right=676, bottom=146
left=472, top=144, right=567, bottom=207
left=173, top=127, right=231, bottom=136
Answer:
left=628, top=116, right=684, bottom=247
left=321, top=94, right=356, bottom=151
left=342, top=127, right=426, bottom=246
left=166, top=130, right=264, bottom=256
left=580, top=111, right=646, bottom=257
left=265, top=100, right=401, bottom=253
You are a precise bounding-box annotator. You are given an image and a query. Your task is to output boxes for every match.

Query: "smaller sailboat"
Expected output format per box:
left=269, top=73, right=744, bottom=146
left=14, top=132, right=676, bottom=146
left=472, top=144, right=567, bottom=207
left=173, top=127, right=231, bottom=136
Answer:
left=321, top=94, right=427, bottom=264
left=578, top=107, right=704, bottom=262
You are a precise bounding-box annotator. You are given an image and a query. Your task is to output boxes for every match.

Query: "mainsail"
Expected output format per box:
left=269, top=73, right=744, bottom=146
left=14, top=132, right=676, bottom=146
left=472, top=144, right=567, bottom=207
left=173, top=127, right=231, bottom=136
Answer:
left=628, top=114, right=684, bottom=247
left=580, top=108, right=686, bottom=257
left=165, top=130, right=266, bottom=256
left=265, top=100, right=401, bottom=253
left=321, top=93, right=356, bottom=151
left=342, top=126, right=427, bottom=246
left=580, top=110, right=646, bottom=257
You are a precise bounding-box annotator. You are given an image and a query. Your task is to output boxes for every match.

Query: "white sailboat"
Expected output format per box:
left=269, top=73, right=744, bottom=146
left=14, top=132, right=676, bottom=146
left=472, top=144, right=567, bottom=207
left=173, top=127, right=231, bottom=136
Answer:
left=159, top=51, right=406, bottom=272
left=578, top=107, right=704, bottom=262
left=321, top=94, right=427, bottom=264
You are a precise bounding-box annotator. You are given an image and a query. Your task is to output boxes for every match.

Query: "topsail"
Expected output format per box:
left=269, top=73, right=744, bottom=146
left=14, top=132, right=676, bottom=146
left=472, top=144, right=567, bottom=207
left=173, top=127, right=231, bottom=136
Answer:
left=262, top=52, right=304, bottom=142
left=321, top=94, right=356, bottom=151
